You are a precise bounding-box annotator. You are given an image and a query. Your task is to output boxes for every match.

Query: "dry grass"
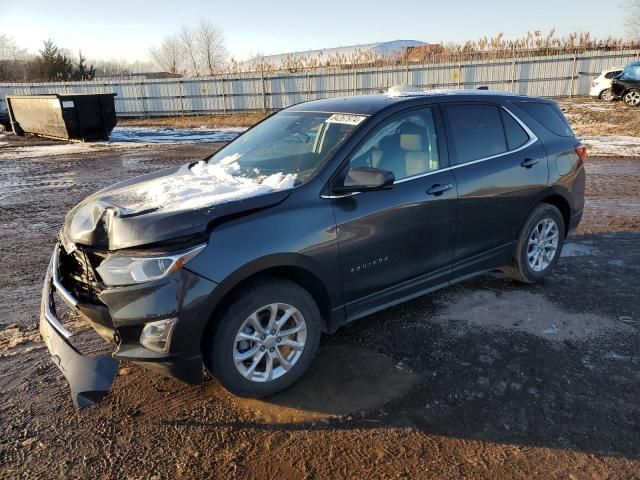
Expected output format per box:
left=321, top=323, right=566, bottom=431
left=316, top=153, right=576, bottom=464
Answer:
left=558, top=97, right=640, bottom=137
left=118, top=113, right=266, bottom=129
left=116, top=97, right=640, bottom=139
left=232, top=31, right=639, bottom=74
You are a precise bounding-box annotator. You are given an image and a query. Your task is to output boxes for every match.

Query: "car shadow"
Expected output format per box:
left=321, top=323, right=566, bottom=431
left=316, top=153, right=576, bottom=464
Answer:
left=163, top=232, right=640, bottom=459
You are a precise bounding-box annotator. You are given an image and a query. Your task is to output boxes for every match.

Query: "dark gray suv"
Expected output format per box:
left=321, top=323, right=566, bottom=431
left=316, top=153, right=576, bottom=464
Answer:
left=40, top=89, right=586, bottom=407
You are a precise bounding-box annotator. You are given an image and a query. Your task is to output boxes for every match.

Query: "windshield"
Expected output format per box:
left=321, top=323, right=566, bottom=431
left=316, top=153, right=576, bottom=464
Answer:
left=619, top=61, right=640, bottom=81
left=205, top=111, right=365, bottom=186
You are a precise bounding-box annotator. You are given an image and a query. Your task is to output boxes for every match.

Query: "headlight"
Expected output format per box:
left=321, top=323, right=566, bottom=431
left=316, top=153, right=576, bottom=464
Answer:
left=96, top=244, right=206, bottom=286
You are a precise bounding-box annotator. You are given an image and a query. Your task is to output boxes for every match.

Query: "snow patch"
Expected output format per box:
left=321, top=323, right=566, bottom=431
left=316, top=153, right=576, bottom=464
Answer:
left=581, top=135, right=640, bottom=157
left=0, top=142, right=151, bottom=159
left=135, top=156, right=297, bottom=212
left=0, top=127, right=245, bottom=159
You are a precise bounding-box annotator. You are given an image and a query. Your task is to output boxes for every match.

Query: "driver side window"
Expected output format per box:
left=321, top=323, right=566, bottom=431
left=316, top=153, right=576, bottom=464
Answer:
left=349, top=108, right=440, bottom=180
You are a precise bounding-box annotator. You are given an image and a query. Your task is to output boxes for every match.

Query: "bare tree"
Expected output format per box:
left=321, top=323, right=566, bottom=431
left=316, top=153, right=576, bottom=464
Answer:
left=149, top=35, right=182, bottom=74
left=93, top=58, right=155, bottom=78
left=0, top=35, right=30, bottom=81
left=626, top=0, right=640, bottom=40
left=179, top=25, right=200, bottom=76
left=196, top=19, right=226, bottom=75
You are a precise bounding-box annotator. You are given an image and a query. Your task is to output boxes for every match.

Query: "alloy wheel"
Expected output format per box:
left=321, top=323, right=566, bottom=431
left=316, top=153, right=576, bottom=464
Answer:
left=233, top=303, right=307, bottom=382
left=600, top=89, right=613, bottom=101
left=624, top=90, right=640, bottom=107
left=527, top=218, right=559, bottom=272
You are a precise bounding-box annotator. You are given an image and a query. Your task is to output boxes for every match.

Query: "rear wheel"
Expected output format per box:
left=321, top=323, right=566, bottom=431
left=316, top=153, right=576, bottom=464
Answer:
left=623, top=89, right=640, bottom=107
left=205, top=279, right=321, bottom=397
left=599, top=88, right=614, bottom=101
left=503, top=204, right=565, bottom=284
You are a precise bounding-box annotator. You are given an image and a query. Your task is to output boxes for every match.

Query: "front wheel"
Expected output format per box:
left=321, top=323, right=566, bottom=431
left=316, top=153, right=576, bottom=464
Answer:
left=623, top=89, right=640, bottom=107
left=503, top=204, right=565, bottom=284
left=205, top=279, right=321, bottom=398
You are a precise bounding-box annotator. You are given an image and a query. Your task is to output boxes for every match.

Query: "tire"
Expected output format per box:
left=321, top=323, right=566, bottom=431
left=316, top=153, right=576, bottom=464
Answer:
left=623, top=89, right=640, bottom=107
left=599, top=88, right=614, bottom=101
left=502, top=204, right=566, bottom=284
left=205, top=278, right=321, bottom=398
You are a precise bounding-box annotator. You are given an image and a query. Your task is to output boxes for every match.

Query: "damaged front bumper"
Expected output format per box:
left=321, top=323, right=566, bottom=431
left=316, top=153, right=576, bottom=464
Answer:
left=40, top=243, right=220, bottom=408
left=39, top=245, right=119, bottom=408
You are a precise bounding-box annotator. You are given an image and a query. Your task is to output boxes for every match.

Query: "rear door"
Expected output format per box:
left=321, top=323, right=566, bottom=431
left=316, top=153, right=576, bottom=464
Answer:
left=442, top=102, right=548, bottom=277
left=330, top=106, right=457, bottom=319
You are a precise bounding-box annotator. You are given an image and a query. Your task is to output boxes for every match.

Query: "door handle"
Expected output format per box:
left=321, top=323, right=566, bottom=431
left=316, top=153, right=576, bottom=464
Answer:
left=521, top=158, right=539, bottom=168
left=426, top=183, right=454, bottom=196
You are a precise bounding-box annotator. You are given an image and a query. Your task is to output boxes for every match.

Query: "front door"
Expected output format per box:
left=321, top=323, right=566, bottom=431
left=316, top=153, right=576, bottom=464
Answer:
left=329, top=106, right=457, bottom=320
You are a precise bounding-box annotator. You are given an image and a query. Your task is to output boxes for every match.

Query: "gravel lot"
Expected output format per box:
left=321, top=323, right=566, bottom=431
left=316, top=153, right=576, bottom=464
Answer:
left=0, top=128, right=639, bottom=479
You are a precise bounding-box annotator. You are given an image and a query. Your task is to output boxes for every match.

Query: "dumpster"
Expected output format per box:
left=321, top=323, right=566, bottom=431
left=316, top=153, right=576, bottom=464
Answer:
left=6, top=93, right=117, bottom=141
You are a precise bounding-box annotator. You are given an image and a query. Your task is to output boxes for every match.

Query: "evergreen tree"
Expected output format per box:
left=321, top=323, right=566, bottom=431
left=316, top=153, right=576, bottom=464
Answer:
left=29, top=39, right=74, bottom=81
left=73, top=51, right=96, bottom=81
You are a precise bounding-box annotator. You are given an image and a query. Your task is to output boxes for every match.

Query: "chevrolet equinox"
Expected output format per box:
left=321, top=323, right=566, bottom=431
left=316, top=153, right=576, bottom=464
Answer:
left=40, top=88, right=586, bottom=407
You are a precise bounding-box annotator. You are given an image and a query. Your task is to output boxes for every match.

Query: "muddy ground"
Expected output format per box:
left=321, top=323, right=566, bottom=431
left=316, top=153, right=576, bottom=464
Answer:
left=0, top=130, right=639, bottom=479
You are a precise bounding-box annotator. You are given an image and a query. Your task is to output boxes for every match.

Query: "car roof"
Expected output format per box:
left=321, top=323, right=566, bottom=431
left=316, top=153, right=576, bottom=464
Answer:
left=287, top=90, right=544, bottom=115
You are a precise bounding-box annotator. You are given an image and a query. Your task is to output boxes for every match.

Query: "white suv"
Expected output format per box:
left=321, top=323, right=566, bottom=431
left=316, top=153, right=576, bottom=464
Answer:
left=590, top=67, right=623, bottom=100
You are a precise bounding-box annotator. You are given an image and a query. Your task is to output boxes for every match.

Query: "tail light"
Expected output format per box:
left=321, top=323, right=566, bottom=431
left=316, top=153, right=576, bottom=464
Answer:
left=575, top=145, right=587, bottom=163
left=592, top=81, right=597, bottom=87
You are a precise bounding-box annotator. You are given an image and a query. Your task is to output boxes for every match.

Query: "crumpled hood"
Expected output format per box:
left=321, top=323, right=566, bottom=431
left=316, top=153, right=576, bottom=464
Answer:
left=62, top=161, right=295, bottom=251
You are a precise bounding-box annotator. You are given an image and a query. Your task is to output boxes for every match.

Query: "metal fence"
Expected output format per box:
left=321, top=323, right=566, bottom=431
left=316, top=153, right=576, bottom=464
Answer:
left=2, top=49, right=639, bottom=117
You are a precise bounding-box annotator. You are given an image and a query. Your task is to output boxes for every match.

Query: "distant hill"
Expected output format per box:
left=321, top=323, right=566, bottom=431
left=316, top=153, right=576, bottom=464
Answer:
left=243, top=40, right=427, bottom=69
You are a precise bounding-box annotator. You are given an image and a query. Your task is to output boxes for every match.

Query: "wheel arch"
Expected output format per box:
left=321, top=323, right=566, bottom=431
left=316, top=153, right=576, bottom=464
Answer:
left=598, top=87, right=611, bottom=98
left=199, top=254, right=342, bottom=356
left=540, top=194, right=571, bottom=237
left=519, top=188, right=573, bottom=239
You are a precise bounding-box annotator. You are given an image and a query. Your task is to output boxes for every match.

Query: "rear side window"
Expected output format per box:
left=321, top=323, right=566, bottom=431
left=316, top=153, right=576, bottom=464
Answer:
left=444, top=104, right=506, bottom=164
left=515, top=102, right=573, bottom=137
left=604, top=70, right=622, bottom=79
left=501, top=110, right=529, bottom=150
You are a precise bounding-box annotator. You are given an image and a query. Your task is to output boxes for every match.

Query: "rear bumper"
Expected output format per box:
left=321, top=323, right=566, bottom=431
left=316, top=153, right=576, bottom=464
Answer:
left=40, top=243, right=219, bottom=408
left=589, top=87, right=604, bottom=98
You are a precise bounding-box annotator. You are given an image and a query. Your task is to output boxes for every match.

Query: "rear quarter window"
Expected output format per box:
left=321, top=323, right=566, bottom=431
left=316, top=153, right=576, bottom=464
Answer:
left=515, top=102, right=574, bottom=137
left=500, top=110, right=529, bottom=150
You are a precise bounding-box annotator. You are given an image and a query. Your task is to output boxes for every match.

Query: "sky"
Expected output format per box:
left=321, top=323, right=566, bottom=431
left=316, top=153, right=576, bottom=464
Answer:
left=0, top=0, right=627, bottom=63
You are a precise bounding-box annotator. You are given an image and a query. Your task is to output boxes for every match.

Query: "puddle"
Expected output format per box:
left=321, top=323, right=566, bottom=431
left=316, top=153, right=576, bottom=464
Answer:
left=225, top=344, right=418, bottom=424
left=109, top=127, right=244, bottom=143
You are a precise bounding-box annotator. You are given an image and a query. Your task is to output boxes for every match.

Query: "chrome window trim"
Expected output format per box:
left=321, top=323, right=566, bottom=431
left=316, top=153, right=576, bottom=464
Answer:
left=320, top=191, right=361, bottom=199
left=445, top=105, right=538, bottom=171
left=392, top=107, right=538, bottom=184
left=322, top=105, right=538, bottom=195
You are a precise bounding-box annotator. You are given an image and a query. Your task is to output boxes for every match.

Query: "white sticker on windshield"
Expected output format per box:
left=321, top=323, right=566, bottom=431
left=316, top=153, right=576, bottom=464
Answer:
left=325, top=114, right=367, bottom=126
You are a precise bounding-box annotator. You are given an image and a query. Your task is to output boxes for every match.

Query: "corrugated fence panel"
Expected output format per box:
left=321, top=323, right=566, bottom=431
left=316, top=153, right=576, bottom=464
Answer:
left=1, top=49, right=639, bottom=116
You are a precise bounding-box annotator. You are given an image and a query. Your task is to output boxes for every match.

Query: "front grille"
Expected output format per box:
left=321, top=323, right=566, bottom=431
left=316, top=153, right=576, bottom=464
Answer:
left=58, top=246, right=107, bottom=304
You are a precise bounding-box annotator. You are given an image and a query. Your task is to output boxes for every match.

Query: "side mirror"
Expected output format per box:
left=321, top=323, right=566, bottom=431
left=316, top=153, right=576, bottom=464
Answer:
left=333, top=167, right=395, bottom=194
